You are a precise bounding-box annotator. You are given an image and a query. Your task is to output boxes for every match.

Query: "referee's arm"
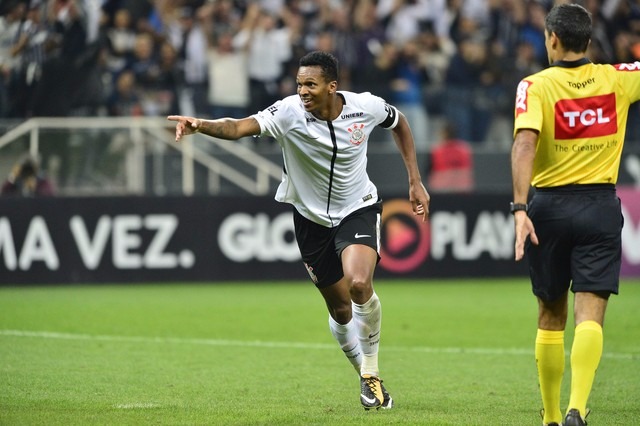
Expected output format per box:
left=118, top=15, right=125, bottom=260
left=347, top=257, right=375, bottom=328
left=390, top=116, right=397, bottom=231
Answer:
left=511, top=128, right=537, bottom=203
left=511, top=128, right=539, bottom=261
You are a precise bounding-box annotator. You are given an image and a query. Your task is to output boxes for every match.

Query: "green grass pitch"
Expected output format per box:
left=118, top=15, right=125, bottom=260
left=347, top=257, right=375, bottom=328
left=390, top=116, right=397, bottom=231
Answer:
left=1, top=278, right=639, bottom=425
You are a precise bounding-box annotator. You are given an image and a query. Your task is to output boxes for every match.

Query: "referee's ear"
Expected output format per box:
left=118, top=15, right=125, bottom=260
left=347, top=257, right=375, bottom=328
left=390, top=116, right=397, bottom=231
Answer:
left=548, top=31, right=561, bottom=51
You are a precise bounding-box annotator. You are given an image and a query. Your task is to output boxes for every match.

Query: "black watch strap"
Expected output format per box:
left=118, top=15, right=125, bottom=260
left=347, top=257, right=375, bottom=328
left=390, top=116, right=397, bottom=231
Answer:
left=510, top=202, right=528, bottom=214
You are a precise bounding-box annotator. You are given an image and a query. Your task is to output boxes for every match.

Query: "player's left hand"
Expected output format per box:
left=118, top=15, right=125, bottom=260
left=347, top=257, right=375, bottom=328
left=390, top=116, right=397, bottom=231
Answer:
left=410, top=182, right=430, bottom=223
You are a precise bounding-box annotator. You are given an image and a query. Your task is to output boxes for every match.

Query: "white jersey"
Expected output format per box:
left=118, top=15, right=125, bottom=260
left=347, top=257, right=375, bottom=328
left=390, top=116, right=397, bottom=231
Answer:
left=253, top=91, right=400, bottom=227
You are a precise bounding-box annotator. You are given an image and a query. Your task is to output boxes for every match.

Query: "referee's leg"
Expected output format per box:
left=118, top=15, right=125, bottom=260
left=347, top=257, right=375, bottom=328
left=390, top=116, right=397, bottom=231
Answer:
left=566, top=291, right=609, bottom=420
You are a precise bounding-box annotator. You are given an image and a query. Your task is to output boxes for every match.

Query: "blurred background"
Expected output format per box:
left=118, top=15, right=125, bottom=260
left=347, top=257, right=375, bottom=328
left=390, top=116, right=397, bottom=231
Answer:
left=1, top=0, right=639, bottom=196
left=1, top=0, right=639, bottom=283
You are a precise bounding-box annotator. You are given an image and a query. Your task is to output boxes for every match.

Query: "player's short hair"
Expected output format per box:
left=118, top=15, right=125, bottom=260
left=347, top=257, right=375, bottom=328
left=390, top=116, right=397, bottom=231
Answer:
left=299, top=51, right=339, bottom=83
left=545, top=3, right=592, bottom=53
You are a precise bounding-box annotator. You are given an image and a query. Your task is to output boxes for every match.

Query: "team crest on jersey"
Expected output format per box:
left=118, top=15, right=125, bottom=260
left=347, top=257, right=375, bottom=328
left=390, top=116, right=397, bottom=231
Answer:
left=515, top=80, right=532, bottom=117
left=348, top=123, right=367, bottom=145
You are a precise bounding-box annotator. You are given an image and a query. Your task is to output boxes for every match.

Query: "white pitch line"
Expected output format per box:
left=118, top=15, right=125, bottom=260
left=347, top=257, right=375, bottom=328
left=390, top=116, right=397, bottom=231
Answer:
left=0, top=329, right=637, bottom=360
left=114, top=403, right=161, bottom=409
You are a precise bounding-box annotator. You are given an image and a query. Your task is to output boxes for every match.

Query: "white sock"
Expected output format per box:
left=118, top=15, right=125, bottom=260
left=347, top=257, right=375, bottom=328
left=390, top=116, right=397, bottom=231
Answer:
left=352, top=292, right=381, bottom=376
left=328, top=316, right=362, bottom=373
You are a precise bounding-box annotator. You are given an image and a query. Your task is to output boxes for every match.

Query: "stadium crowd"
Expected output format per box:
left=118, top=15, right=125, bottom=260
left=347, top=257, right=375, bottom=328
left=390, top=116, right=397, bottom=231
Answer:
left=1, top=0, right=640, bottom=148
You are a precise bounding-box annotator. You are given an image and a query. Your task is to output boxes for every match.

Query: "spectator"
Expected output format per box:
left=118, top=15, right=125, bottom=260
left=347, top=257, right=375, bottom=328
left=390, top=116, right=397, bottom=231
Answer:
left=389, top=38, right=430, bottom=152
left=1, top=0, right=638, bottom=153
left=488, top=0, right=526, bottom=59
left=206, top=30, right=249, bottom=120
left=128, top=32, right=162, bottom=114
left=166, top=5, right=209, bottom=116
left=416, top=24, right=454, bottom=117
left=518, top=0, right=548, bottom=68
left=583, top=0, right=615, bottom=64
left=154, top=40, right=181, bottom=116
left=443, top=35, right=495, bottom=143
left=1, top=157, right=55, bottom=197
left=376, top=0, right=444, bottom=47
left=104, top=8, right=137, bottom=77
left=500, top=40, right=543, bottom=116
left=315, top=5, right=358, bottom=89
left=350, top=0, right=388, bottom=94
left=31, top=0, right=88, bottom=117
left=107, top=69, right=142, bottom=117
left=0, top=0, right=27, bottom=118
left=5, top=0, right=48, bottom=118
left=353, top=40, right=397, bottom=101
left=234, top=3, right=292, bottom=113
left=426, top=120, right=473, bottom=193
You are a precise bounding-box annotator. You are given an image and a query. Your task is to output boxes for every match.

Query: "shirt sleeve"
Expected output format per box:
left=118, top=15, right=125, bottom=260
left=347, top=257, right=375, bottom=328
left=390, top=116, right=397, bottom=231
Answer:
left=614, top=62, right=640, bottom=104
left=513, top=78, right=543, bottom=138
left=252, top=99, right=293, bottom=139
left=362, top=92, right=399, bottom=129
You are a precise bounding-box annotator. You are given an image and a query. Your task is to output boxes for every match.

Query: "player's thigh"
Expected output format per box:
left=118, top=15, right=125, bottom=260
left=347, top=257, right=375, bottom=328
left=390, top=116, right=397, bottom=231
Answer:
left=334, top=201, right=382, bottom=259
left=293, top=208, right=343, bottom=288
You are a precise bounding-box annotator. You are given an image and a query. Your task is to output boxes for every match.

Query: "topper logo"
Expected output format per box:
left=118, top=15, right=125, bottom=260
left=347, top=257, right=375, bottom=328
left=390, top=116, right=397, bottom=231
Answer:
left=555, top=93, right=617, bottom=139
left=515, top=80, right=531, bottom=116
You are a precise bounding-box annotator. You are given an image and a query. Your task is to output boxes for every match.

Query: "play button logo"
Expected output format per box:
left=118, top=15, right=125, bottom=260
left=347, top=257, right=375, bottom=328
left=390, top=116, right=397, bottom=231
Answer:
left=379, top=199, right=430, bottom=273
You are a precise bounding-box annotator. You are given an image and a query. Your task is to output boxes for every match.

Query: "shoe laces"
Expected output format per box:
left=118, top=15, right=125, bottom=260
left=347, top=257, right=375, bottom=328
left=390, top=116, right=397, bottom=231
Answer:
left=363, top=375, right=381, bottom=396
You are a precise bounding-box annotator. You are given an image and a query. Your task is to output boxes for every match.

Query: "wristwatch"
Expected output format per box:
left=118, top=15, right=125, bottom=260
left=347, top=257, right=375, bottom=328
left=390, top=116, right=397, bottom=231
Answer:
left=510, top=202, right=528, bottom=214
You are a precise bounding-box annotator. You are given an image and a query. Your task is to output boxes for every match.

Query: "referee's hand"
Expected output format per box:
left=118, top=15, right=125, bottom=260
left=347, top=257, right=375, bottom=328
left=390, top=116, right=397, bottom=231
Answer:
left=514, top=212, right=538, bottom=261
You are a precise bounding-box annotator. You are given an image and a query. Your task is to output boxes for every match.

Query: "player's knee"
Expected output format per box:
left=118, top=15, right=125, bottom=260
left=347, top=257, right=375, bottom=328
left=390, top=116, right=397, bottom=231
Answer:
left=347, top=276, right=373, bottom=300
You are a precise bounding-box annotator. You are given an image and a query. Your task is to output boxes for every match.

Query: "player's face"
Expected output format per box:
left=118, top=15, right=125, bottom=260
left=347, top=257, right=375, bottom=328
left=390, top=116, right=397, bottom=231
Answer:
left=296, top=66, right=335, bottom=115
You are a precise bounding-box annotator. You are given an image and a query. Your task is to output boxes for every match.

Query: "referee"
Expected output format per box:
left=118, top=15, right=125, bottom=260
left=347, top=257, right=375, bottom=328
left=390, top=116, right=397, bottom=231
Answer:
left=511, top=4, right=640, bottom=426
left=169, top=51, right=430, bottom=410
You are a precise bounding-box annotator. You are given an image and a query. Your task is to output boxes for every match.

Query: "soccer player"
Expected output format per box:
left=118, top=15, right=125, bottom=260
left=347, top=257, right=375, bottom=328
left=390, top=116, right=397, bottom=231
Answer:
left=168, top=51, right=430, bottom=410
left=511, top=4, right=640, bottom=426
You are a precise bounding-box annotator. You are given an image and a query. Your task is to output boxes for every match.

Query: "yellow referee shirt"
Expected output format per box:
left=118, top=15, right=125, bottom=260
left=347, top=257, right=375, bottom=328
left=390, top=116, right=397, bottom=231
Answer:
left=514, top=59, right=640, bottom=187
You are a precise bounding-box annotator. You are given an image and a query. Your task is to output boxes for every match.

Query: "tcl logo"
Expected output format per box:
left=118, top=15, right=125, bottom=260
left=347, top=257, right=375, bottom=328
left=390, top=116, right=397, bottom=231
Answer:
left=555, top=93, right=617, bottom=139
left=563, top=108, right=609, bottom=127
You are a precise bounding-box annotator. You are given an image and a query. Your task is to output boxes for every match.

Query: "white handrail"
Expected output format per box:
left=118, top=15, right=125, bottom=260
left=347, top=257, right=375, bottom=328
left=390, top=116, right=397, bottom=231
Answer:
left=0, top=117, right=282, bottom=196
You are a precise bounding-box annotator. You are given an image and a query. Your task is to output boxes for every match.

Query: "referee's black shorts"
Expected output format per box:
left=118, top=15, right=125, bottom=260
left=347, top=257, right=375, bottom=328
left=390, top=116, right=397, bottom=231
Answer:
left=293, top=201, right=382, bottom=288
left=526, top=184, right=623, bottom=301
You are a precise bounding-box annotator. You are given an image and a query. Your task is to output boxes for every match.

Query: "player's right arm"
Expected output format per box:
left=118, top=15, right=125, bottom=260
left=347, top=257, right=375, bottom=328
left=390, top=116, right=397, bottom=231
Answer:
left=167, top=115, right=261, bottom=141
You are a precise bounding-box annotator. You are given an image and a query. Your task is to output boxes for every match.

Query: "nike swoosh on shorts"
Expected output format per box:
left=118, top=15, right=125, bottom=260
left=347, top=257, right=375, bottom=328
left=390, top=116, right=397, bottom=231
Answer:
left=355, top=233, right=371, bottom=239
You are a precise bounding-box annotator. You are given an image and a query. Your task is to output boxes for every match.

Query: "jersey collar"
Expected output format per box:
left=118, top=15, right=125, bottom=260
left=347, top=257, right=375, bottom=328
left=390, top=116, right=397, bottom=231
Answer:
left=550, top=57, right=591, bottom=68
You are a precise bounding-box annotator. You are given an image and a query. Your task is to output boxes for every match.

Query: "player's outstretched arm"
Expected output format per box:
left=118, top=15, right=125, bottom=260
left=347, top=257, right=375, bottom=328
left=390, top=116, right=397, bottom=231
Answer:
left=167, top=115, right=261, bottom=141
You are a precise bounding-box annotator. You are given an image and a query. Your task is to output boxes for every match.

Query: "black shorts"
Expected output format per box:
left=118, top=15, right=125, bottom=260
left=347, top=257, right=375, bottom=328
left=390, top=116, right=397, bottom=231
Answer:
left=526, top=184, right=623, bottom=301
left=293, top=201, right=382, bottom=288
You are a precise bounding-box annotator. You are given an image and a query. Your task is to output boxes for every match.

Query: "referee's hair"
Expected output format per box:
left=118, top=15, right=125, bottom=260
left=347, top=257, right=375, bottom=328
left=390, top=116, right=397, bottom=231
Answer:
left=299, top=51, right=339, bottom=83
left=545, top=3, right=592, bottom=54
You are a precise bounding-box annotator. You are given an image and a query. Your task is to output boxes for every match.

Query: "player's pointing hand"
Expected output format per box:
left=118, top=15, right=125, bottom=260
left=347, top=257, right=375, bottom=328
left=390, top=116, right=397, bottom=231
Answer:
left=167, top=115, right=201, bottom=141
